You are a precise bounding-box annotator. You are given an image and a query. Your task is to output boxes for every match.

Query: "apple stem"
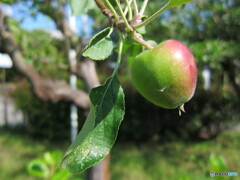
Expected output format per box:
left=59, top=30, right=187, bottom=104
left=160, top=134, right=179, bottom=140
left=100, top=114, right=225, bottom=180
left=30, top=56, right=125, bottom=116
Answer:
left=113, top=31, right=124, bottom=75
left=132, top=31, right=154, bottom=50
left=115, top=0, right=133, bottom=32
left=104, top=0, right=119, bottom=21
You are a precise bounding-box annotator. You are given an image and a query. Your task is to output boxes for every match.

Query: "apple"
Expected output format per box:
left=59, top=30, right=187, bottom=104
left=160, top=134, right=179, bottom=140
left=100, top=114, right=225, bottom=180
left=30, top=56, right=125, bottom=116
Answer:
left=131, top=40, right=197, bottom=109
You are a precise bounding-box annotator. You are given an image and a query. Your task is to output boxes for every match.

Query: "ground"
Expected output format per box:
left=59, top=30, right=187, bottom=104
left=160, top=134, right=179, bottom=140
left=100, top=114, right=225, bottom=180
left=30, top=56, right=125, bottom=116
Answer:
left=0, top=128, right=239, bottom=180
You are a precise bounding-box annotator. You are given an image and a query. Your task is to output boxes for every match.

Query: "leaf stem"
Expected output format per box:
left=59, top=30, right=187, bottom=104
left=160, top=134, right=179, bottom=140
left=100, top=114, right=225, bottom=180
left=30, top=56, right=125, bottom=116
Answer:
left=107, top=26, right=114, bottom=37
left=115, top=0, right=133, bottom=31
left=133, top=0, right=139, bottom=16
left=113, top=32, right=124, bottom=75
left=126, top=0, right=133, bottom=20
left=133, top=2, right=169, bottom=29
left=124, top=0, right=132, bottom=16
left=104, top=0, right=119, bottom=21
left=139, top=0, right=148, bottom=16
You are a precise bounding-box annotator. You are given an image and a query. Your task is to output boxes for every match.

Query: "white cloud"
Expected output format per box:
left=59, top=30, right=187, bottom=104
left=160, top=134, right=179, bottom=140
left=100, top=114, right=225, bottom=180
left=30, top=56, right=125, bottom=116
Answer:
left=43, top=29, right=64, bottom=40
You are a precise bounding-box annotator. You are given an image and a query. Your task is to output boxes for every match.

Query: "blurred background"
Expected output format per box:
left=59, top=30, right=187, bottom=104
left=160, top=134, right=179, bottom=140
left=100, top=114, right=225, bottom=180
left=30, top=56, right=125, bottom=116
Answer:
left=0, top=0, right=239, bottom=180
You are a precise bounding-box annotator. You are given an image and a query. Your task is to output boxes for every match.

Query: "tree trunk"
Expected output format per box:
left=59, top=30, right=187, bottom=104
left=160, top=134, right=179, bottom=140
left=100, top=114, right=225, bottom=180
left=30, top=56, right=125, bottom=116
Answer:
left=87, top=154, right=110, bottom=180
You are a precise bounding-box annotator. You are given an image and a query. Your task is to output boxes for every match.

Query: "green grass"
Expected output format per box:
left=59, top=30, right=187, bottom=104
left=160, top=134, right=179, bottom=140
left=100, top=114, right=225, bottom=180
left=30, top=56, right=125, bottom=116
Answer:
left=111, top=131, right=240, bottom=180
left=0, top=129, right=240, bottom=180
left=0, top=129, right=52, bottom=180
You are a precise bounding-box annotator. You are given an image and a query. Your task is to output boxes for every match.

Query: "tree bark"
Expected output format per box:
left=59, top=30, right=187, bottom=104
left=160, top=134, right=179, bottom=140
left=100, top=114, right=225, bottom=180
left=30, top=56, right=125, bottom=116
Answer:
left=0, top=15, right=90, bottom=109
left=87, top=154, right=110, bottom=180
left=222, top=60, right=240, bottom=99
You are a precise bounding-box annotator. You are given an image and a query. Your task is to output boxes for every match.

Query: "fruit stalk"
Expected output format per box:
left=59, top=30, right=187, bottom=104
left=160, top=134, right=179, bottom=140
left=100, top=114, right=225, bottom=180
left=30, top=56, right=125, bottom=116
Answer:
left=132, top=31, right=154, bottom=50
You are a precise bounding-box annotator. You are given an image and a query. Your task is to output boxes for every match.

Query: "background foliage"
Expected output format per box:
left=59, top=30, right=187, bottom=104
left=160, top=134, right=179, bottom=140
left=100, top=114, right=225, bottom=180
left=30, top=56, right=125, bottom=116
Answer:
left=0, top=0, right=239, bottom=178
left=2, top=0, right=239, bottom=142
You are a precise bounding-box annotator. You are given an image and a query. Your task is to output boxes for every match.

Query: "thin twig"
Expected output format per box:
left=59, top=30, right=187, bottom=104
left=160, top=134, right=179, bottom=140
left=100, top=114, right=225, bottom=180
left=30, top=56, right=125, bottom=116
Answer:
left=115, top=0, right=133, bottom=31
left=132, top=31, right=153, bottom=50
left=126, top=0, right=133, bottom=20
left=134, top=2, right=169, bottom=29
left=95, top=0, right=117, bottom=21
left=104, top=0, right=119, bottom=21
left=139, top=0, right=148, bottom=16
left=133, top=0, right=139, bottom=16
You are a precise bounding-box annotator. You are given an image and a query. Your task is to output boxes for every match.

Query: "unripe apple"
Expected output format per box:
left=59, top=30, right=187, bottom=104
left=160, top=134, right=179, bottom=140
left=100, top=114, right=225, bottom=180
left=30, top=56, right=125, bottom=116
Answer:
left=131, top=40, right=197, bottom=109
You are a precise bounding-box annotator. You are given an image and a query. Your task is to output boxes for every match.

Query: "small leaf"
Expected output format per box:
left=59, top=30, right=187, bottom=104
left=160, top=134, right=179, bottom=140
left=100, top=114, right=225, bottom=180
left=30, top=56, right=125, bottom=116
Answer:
left=147, top=40, right=158, bottom=48
left=168, top=0, right=192, bottom=8
left=83, top=27, right=113, bottom=60
left=44, top=151, right=63, bottom=167
left=135, top=16, right=148, bottom=34
left=27, top=159, right=50, bottom=178
left=62, top=74, right=125, bottom=174
left=44, top=152, right=55, bottom=166
left=51, top=169, right=71, bottom=180
left=121, top=40, right=142, bottom=65
left=208, top=154, right=226, bottom=172
left=136, top=26, right=146, bottom=34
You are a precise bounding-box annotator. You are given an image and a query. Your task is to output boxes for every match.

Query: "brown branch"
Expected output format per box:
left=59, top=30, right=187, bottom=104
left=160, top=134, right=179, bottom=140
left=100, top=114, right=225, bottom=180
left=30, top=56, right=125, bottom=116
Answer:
left=95, top=0, right=115, bottom=21
left=0, top=7, right=90, bottom=109
left=38, top=1, right=101, bottom=91
left=32, top=58, right=69, bottom=70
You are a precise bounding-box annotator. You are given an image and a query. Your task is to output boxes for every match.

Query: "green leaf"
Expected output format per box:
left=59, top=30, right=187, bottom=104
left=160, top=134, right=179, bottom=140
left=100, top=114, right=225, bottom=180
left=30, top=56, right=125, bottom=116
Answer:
left=44, top=152, right=55, bottom=166
left=51, top=169, right=71, bottom=180
left=136, top=26, right=146, bottom=34
left=62, top=74, right=125, bottom=174
left=44, top=151, right=63, bottom=167
left=1, top=0, right=15, bottom=4
left=121, top=40, right=142, bottom=65
left=168, top=0, right=192, bottom=8
left=147, top=40, right=158, bottom=48
left=208, top=154, right=226, bottom=172
left=83, top=27, right=113, bottom=60
left=27, top=159, right=50, bottom=178
left=135, top=16, right=148, bottom=34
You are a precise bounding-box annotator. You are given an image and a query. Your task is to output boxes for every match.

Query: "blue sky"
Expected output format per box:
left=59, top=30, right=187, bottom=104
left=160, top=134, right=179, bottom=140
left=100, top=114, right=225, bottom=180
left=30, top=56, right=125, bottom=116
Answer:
left=2, top=2, right=93, bottom=37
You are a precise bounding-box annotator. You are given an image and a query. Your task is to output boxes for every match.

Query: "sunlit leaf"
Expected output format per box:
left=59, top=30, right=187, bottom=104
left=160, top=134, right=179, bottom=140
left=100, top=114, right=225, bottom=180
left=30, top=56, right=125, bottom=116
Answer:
left=51, top=169, right=71, bottom=180
left=83, top=27, right=113, bottom=60
left=27, top=160, right=50, bottom=178
left=208, top=154, right=226, bottom=172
